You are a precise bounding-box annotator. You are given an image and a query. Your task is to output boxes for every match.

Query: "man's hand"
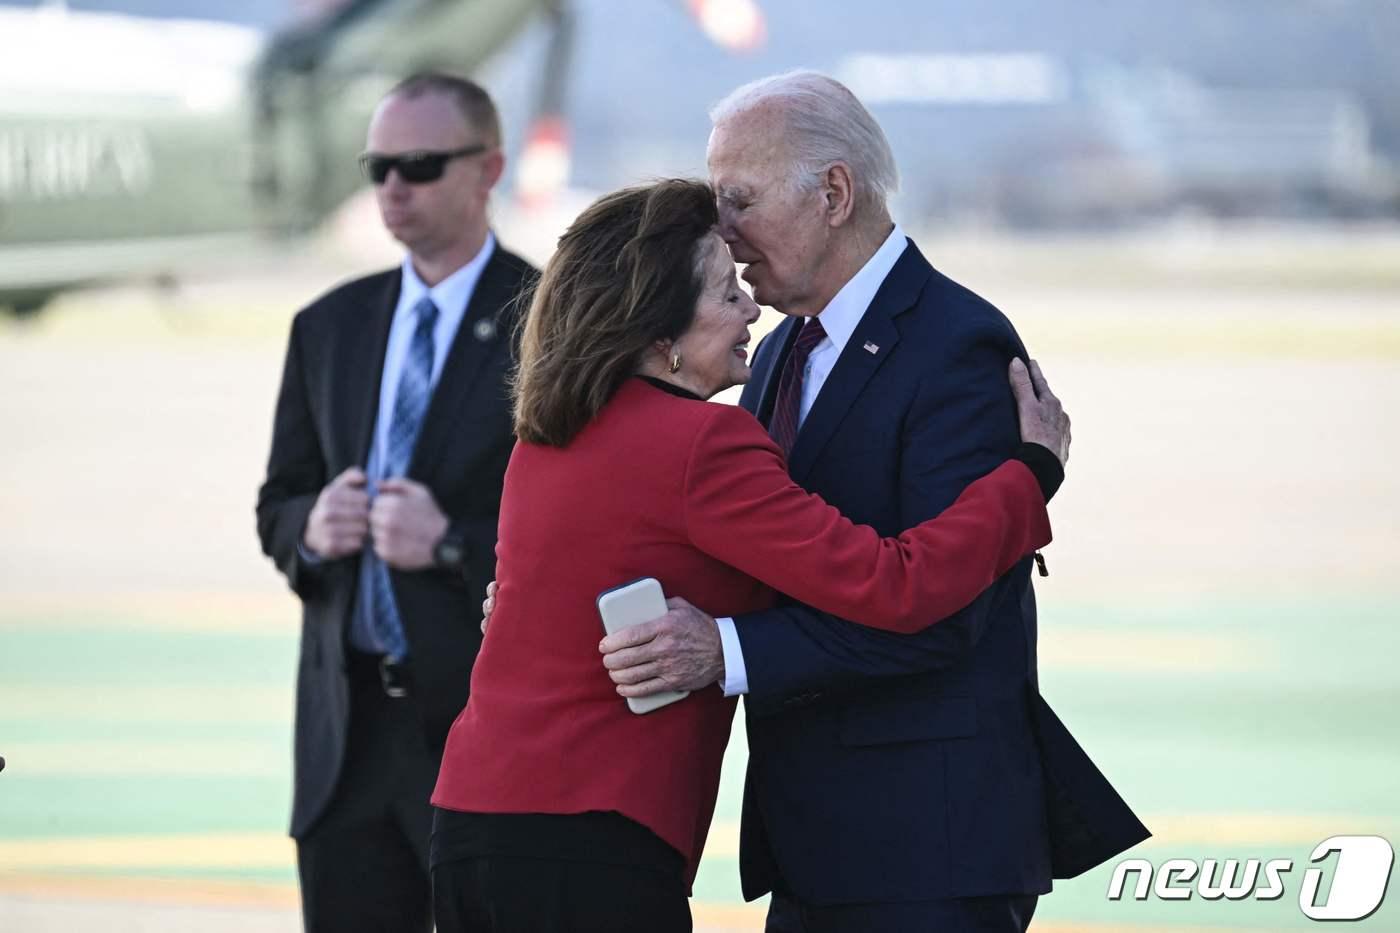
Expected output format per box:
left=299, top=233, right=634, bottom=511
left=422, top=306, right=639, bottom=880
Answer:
left=599, top=597, right=725, bottom=698
left=1010, top=358, right=1071, bottom=466
left=370, top=477, right=449, bottom=570
left=480, top=580, right=497, bottom=634
left=303, top=467, right=370, bottom=559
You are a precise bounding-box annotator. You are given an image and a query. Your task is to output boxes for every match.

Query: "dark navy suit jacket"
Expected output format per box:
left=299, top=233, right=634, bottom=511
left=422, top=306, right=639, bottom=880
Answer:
left=734, top=239, right=1148, bottom=904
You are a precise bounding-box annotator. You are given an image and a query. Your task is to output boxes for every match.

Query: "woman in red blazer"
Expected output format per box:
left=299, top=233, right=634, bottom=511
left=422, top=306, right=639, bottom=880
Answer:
left=430, top=180, right=1070, bottom=932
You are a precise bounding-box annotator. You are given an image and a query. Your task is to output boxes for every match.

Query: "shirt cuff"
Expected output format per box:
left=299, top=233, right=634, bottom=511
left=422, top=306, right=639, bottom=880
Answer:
left=297, top=541, right=325, bottom=566
left=715, top=617, right=750, bottom=696
left=1015, top=442, right=1065, bottom=503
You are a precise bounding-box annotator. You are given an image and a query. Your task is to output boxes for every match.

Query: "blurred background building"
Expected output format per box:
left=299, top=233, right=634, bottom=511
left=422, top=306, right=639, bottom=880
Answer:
left=3, top=0, right=1399, bottom=314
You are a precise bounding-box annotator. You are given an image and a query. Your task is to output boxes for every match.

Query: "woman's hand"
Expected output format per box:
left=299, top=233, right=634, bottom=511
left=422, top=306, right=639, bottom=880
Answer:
left=480, top=580, right=497, bottom=634
left=1010, top=358, right=1070, bottom=466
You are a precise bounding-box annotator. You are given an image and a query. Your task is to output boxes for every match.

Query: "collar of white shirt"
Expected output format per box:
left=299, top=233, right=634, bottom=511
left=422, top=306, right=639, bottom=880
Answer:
left=369, top=233, right=498, bottom=475
left=395, top=231, right=498, bottom=376
left=808, top=223, right=907, bottom=355
left=715, top=225, right=909, bottom=699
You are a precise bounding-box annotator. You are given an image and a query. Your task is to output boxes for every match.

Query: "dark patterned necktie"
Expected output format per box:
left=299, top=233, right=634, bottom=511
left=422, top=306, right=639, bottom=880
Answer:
left=768, top=317, right=826, bottom=459
left=365, top=296, right=439, bottom=659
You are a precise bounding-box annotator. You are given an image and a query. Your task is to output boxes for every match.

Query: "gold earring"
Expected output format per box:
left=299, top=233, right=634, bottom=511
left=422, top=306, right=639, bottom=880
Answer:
left=669, top=352, right=682, bottom=374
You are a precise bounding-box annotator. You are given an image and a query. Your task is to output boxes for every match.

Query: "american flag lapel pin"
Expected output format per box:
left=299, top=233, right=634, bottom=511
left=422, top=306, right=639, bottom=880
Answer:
left=863, top=340, right=880, bottom=354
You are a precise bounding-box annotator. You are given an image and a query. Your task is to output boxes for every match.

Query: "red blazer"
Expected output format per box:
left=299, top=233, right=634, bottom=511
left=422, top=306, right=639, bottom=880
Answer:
left=431, top=378, right=1051, bottom=883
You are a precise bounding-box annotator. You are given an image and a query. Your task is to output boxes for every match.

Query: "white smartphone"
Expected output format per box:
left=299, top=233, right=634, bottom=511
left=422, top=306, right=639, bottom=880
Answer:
left=596, top=577, right=689, bottom=715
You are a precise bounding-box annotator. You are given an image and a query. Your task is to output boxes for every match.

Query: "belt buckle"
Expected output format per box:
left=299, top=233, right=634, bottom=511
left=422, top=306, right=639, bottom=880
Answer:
left=378, top=656, right=409, bottom=698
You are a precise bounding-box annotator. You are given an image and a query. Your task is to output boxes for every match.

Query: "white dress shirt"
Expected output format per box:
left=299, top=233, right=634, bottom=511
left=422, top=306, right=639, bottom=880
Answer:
left=715, top=225, right=908, bottom=696
left=367, top=233, right=497, bottom=482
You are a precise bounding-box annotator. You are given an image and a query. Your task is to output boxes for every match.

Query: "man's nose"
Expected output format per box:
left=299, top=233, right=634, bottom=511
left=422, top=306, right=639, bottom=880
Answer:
left=381, top=170, right=410, bottom=197
left=716, top=204, right=739, bottom=243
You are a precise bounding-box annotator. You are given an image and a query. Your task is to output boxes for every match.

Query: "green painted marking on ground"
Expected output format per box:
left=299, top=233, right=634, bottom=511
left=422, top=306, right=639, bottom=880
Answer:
left=1, top=593, right=1396, bottom=929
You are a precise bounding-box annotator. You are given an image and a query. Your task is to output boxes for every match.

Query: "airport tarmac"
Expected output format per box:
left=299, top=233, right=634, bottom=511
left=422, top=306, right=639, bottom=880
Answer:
left=3, top=228, right=1398, bottom=931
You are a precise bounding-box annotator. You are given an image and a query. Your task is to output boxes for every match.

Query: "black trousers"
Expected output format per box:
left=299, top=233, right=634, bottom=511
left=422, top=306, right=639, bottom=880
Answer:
left=431, top=810, right=692, bottom=933
left=295, top=652, right=439, bottom=933
left=433, top=855, right=692, bottom=933
left=766, top=891, right=1038, bottom=933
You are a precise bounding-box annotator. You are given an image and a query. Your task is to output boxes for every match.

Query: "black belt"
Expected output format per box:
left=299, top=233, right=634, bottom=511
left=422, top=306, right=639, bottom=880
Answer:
left=348, top=650, right=414, bottom=698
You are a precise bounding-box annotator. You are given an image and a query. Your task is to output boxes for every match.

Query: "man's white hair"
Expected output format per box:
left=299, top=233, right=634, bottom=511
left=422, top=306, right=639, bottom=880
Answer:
left=710, top=70, right=898, bottom=215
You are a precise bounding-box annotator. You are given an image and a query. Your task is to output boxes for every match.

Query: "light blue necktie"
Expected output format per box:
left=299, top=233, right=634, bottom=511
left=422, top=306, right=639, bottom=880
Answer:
left=359, top=296, right=439, bottom=659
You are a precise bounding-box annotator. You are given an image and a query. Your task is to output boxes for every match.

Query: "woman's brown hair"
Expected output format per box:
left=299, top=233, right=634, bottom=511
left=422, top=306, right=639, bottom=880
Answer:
left=512, top=179, right=719, bottom=447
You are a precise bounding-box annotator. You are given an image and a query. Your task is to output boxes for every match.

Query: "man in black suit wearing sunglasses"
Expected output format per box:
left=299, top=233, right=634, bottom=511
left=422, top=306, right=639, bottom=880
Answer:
left=256, top=72, right=536, bottom=933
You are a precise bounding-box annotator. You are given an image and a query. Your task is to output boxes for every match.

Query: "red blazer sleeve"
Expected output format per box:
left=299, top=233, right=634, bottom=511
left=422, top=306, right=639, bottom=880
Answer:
left=682, top=405, right=1052, bottom=634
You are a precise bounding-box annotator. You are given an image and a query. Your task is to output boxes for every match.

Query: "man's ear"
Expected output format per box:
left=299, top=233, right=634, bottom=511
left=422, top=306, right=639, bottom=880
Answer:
left=823, top=162, right=856, bottom=227
left=480, top=148, right=506, bottom=193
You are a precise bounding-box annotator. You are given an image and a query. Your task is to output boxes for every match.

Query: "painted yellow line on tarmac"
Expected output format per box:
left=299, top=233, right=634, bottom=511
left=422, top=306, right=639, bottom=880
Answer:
left=702, top=811, right=1396, bottom=861
left=0, top=873, right=1263, bottom=933
left=0, top=833, right=294, bottom=871
left=0, top=876, right=1260, bottom=933
left=0, top=870, right=771, bottom=930
left=0, top=685, right=291, bottom=724
left=4, top=811, right=1376, bottom=874
left=690, top=902, right=767, bottom=931
left=1024, top=316, right=1400, bottom=361
left=1032, top=925, right=1255, bottom=933
left=1137, top=812, right=1399, bottom=848
left=1, top=873, right=765, bottom=932
left=1038, top=628, right=1273, bottom=673
left=1, top=740, right=286, bottom=778
left=0, top=872, right=297, bottom=909
left=0, top=590, right=296, bottom=632
left=703, top=821, right=741, bottom=859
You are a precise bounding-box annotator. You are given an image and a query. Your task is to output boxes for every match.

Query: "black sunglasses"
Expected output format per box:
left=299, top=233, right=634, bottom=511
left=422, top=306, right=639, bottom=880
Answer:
left=358, top=145, right=488, bottom=185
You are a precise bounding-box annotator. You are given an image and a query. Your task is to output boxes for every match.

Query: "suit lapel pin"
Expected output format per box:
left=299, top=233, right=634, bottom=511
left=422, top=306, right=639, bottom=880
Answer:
left=863, top=340, right=880, bottom=354
left=474, top=318, right=497, bottom=342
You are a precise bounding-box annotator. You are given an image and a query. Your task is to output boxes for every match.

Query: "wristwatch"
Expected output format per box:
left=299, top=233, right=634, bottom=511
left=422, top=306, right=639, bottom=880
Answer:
left=433, top=528, right=468, bottom=573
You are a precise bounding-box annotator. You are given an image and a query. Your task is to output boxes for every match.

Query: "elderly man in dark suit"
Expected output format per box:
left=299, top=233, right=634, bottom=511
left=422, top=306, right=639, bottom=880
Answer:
left=600, top=71, right=1148, bottom=932
left=255, top=72, right=535, bottom=933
